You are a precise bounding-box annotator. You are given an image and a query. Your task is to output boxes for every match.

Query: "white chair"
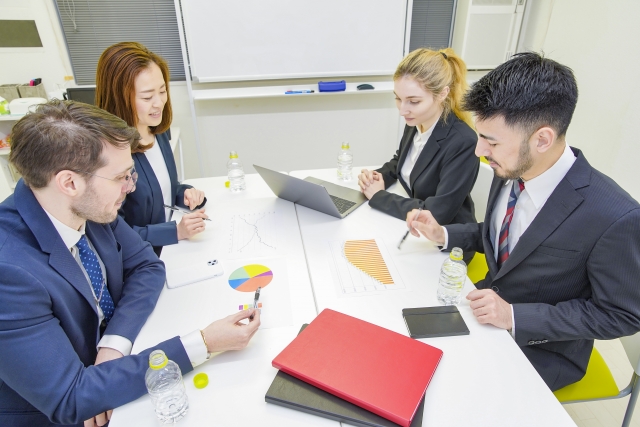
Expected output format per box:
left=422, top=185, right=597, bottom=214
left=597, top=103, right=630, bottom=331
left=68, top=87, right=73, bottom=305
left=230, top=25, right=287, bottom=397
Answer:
left=470, top=161, right=494, bottom=222
left=467, top=161, right=493, bottom=283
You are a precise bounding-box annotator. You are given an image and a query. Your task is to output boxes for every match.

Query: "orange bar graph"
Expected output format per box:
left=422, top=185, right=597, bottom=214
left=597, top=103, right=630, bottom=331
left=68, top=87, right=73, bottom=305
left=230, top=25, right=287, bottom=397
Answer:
left=343, top=239, right=394, bottom=285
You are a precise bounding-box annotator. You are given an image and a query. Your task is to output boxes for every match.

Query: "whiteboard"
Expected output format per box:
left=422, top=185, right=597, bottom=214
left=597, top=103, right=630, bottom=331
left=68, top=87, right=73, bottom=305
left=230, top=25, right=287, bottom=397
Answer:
left=180, top=0, right=409, bottom=82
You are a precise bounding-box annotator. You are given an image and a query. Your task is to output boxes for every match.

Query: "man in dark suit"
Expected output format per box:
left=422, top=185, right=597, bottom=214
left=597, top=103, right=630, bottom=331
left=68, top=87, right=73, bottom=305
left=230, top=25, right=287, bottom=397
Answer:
left=0, top=100, right=260, bottom=427
left=407, top=52, right=640, bottom=391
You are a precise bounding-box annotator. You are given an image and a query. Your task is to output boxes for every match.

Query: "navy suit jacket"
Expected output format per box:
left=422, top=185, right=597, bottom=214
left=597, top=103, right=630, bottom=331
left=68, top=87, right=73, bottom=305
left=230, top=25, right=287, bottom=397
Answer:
left=446, top=148, right=640, bottom=390
left=0, top=181, right=192, bottom=426
left=371, top=115, right=479, bottom=226
left=119, top=130, right=205, bottom=254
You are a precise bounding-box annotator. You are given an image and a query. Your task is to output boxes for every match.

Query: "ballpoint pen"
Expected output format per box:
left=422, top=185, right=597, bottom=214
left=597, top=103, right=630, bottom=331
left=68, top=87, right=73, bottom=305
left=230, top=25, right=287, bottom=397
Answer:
left=397, top=207, right=422, bottom=250
left=249, top=286, right=261, bottom=320
left=163, top=204, right=211, bottom=221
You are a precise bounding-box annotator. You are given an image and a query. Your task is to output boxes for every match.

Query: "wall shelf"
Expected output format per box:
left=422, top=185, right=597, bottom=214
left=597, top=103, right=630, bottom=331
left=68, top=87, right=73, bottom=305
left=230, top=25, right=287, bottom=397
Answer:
left=192, top=81, right=394, bottom=101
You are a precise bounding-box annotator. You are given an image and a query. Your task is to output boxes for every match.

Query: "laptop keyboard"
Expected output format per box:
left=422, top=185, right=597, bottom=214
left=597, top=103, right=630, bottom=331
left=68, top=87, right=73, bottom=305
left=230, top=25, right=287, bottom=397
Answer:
left=329, top=195, right=356, bottom=214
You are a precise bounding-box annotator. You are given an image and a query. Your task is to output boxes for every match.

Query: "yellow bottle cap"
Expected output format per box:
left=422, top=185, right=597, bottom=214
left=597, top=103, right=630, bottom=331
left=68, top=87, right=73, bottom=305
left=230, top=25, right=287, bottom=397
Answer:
left=148, top=350, right=168, bottom=370
left=225, top=181, right=230, bottom=188
left=193, top=373, right=209, bottom=389
left=450, top=247, right=464, bottom=261
left=341, top=142, right=350, bottom=150
left=229, top=150, right=238, bottom=159
left=64, top=75, right=74, bottom=81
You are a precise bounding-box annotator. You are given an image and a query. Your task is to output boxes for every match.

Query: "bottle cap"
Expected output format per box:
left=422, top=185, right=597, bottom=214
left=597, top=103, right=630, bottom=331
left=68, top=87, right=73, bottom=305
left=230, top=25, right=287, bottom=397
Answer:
left=229, top=151, right=238, bottom=159
left=193, top=373, right=209, bottom=389
left=148, top=350, right=168, bottom=370
left=64, top=76, right=74, bottom=81
left=450, top=247, right=464, bottom=261
left=225, top=180, right=230, bottom=188
left=341, top=142, right=350, bottom=150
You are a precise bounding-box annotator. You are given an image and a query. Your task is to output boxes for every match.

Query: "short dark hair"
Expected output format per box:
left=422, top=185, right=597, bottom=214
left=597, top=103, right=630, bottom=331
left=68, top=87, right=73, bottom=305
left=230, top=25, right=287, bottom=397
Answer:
left=463, top=52, right=578, bottom=138
left=9, top=99, right=140, bottom=188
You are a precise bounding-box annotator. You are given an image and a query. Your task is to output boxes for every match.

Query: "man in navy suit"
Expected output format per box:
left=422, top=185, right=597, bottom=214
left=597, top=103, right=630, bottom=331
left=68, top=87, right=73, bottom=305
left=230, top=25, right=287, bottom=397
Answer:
left=0, top=100, right=260, bottom=426
left=407, top=52, right=640, bottom=390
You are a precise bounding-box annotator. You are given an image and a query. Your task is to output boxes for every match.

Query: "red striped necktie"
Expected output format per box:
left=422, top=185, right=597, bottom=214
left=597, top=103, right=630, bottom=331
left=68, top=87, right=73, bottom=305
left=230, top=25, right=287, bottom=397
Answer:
left=497, top=179, right=525, bottom=268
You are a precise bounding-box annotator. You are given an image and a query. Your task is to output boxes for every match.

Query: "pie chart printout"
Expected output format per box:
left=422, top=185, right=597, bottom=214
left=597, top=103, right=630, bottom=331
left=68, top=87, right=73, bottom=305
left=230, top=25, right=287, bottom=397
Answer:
left=228, top=264, right=273, bottom=292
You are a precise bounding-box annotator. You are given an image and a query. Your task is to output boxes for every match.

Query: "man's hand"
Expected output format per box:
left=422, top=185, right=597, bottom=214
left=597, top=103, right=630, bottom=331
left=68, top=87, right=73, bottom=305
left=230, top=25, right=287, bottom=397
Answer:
left=357, top=169, right=384, bottom=199
left=406, top=209, right=445, bottom=245
left=467, top=289, right=513, bottom=330
left=176, top=209, right=208, bottom=240
left=184, top=188, right=205, bottom=210
left=202, top=308, right=261, bottom=353
left=84, top=348, right=124, bottom=427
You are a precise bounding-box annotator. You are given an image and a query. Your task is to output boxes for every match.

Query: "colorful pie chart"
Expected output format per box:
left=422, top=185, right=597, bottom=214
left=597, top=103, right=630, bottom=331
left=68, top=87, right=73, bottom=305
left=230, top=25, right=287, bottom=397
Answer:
left=228, top=264, right=273, bottom=292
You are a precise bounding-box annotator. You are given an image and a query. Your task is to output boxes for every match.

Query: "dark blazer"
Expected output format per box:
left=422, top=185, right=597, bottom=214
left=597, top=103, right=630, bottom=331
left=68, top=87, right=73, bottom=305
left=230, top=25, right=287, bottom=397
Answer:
left=371, top=115, right=479, bottom=226
left=0, top=180, right=192, bottom=426
left=119, top=130, right=205, bottom=255
left=446, top=148, right=640, bottom=391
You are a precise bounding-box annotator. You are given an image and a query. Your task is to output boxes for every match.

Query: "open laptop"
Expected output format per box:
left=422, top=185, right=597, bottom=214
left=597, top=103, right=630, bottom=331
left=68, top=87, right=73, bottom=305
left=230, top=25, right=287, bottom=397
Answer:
left=254, top=165, right=367, bottom=219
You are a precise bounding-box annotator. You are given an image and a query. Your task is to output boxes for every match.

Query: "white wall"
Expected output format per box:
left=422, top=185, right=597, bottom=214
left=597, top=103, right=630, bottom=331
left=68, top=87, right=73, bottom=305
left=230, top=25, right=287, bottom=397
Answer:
left=539, top=0, right=640, bottom=201
left=3, top=0, right=640, bottom=204
left=0, top=0, right=72, bottom=95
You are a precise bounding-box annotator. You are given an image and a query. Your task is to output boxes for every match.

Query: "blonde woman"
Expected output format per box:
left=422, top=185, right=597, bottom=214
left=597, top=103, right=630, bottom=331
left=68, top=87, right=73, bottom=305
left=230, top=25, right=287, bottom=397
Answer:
left=358, top=48, right=479, bottom=228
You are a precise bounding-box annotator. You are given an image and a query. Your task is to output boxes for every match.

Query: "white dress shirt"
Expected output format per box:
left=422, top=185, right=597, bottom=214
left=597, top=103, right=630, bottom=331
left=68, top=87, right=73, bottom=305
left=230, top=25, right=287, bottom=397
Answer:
left=400, top=121, right=437, bottom=189
left=43, top=211, right=209, bottom=366
left=144, top=138, right=173, bottom=221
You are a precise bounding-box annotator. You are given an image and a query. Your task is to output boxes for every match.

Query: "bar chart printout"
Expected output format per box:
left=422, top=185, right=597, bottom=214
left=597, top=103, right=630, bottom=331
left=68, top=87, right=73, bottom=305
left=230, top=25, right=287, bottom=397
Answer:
left=328, top=239, right=407, bottom=296
left=344, top=239, right=393, bottom=284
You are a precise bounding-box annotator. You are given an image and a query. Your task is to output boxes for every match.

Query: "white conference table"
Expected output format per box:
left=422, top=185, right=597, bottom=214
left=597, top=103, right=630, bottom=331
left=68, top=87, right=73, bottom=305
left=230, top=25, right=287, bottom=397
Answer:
left=111, top=168, right=576, bottom=427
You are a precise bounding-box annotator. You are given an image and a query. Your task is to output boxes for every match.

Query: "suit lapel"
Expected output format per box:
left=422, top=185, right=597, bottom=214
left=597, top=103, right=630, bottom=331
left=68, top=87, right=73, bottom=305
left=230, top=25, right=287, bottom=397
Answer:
left=14, top=181, right=97, bottom=314
left=409, top=118, right=451, bottom=191
left=135, top=151, right=164, bottom=217
left=157, top=131, right=178, bottom=203
left=493, top=149, right=589, bottom=280
left=483, top=176, right=505, bottom=274
left=396, top=126, right=416, bottom=194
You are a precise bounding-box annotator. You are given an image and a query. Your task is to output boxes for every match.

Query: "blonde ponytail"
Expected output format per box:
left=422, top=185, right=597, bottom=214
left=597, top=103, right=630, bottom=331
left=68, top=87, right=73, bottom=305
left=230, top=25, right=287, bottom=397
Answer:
left=394, top=47, right=474, bottom=129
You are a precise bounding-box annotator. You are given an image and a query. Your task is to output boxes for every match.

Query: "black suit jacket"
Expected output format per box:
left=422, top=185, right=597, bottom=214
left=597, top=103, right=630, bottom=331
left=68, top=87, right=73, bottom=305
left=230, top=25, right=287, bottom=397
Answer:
left=370, top=115, right=479, bottom=226
left=446, top=147, right=640, bottom=390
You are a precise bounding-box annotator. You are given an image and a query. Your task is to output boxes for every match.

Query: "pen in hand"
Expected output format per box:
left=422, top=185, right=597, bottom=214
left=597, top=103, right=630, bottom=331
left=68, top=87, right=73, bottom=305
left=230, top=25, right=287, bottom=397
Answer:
left=398, top=207, right=423, bottom=250
left=249, top=287, right=261, bottom=320
left=163, top=204, right=211, bottom=221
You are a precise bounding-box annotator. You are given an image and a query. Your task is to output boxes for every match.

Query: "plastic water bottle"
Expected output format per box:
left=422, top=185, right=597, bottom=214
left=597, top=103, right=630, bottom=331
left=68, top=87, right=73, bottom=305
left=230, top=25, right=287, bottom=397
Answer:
left=337, top=142, right=353, bottom=181
left=227, top=151, right=246, bottom=192
left=145, top=350, right=189, bottom=423
left=436, top=247, right=467, bottom=305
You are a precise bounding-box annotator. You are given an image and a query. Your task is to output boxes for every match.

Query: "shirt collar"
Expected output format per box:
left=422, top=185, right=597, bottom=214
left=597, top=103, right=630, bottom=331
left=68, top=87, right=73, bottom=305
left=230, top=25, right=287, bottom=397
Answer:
left=413, top=120, right=438, bottom=145
left=43, top=209, right=86, bottom=251
left=506, top=143, right=576, bottom=209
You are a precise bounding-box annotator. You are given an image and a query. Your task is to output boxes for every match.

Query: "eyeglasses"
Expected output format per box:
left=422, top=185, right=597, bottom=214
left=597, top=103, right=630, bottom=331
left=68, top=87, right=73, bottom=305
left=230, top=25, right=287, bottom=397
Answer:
left=76, top=167, right=138, bottom=194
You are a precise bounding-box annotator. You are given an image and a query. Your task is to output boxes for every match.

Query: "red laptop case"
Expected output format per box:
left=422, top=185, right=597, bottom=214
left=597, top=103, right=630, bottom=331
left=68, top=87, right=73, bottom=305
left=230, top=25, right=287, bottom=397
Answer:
left=272, top=309, right=443, bottom=427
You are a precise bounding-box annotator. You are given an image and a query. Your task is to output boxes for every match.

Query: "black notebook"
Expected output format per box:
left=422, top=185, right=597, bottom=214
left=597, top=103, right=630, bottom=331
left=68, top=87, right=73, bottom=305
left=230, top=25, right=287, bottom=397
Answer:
left=402, top=306, right=470, bottom=338
left=265, top=325, right=426, bottom=427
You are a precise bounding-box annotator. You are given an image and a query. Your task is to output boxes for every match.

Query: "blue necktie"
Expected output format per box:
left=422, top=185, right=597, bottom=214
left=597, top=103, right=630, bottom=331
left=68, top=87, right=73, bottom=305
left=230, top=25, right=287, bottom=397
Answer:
left=76, top=235, right=114, bottom=323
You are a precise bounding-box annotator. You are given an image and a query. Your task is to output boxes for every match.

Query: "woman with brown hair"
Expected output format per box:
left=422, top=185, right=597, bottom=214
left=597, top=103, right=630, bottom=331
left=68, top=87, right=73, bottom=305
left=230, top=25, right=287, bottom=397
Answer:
left=358, top=48, right=479, bottom=231
left=96, top=42, right=207, bottom=255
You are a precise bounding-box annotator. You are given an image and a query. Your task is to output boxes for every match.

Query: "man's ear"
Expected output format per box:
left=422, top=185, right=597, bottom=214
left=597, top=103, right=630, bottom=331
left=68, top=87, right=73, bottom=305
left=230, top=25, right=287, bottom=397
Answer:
left=55, top=170, right=84, bottom=197
left=532, top=126, right=556, bottom=153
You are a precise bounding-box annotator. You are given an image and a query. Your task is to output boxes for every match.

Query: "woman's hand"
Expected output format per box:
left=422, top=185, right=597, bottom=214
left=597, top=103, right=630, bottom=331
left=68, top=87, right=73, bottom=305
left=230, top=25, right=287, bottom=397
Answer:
left=184, top=188, right=205, bottom=210
left=357, top=169, right=385, bottom=199
left=177, top=209, right=208, bottom=240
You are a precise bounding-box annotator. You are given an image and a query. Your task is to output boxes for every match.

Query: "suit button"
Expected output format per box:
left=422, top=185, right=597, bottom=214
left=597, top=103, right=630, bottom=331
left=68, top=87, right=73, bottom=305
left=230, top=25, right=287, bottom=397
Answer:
left=535, top=340, right=542, bottom=344
left=528, top=340, right=535, bottom=345
left=542, top=340, right=548, bottom=344
left=491, top=286, right=499, bottom=293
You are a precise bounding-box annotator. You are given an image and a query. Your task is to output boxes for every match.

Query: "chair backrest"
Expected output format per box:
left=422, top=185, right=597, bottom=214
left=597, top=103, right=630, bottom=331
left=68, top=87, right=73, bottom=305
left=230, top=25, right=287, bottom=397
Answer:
left=620, top=332, right=640, bottom=375
left=470, top=162, right=494, bottom=222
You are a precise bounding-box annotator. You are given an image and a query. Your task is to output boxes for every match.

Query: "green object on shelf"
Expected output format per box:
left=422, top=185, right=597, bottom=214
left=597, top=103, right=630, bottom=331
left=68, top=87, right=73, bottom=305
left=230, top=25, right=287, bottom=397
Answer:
left=0, top=96, right=9, bottom=115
